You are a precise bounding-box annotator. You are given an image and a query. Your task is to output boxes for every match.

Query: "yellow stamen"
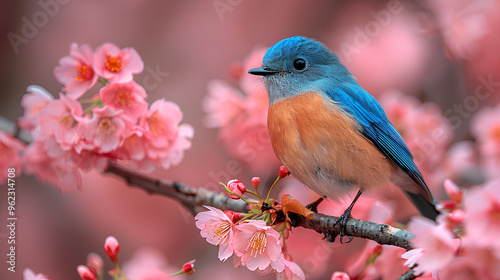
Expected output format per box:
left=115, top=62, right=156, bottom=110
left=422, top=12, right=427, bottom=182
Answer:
left=245, top=230, right=267, bottom=257
left=59, top=113, right=77, bottom=127
left=146, top=113, right=166, bottom=136
left=76, top=65, right=93, bottom=81
left=105, top=53, right=124, bottom=72
left=115, top=89, right=134, bottom=108
left=213, top=221, right=231, bottom=245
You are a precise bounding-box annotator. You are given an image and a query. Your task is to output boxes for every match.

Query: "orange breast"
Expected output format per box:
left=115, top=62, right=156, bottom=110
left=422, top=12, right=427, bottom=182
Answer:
left=267, top=92, right=393, bottom=200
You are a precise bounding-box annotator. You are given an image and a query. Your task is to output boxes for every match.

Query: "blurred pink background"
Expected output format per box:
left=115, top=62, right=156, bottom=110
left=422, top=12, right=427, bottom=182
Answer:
left=1, top=0, right=499, bottom=279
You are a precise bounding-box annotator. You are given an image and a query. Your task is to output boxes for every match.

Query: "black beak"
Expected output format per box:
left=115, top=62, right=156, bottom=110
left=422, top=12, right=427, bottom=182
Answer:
left=248, top=67, right=278, bottom=76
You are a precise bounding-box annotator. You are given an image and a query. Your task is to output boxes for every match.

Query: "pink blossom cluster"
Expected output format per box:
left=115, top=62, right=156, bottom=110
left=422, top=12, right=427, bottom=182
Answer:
left=195, top=206, right=305, bottom=280
left=17, top=43, right=193, bottom=192
left=399, top=179, right=500, bottom=279
left=203, top=48, right=281, bottom=174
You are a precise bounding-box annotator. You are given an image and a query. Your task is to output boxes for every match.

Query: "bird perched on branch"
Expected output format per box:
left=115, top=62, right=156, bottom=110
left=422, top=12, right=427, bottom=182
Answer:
left=248, top=36, right=439, bottom=240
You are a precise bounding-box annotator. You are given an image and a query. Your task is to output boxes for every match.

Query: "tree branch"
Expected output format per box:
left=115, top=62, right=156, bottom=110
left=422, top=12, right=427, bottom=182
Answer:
left=104, top=162, right=415, bottom=250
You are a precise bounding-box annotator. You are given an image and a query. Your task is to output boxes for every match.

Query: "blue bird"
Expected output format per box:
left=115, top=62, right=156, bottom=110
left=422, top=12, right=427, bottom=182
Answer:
left=248, top=36, right=439, bottom=238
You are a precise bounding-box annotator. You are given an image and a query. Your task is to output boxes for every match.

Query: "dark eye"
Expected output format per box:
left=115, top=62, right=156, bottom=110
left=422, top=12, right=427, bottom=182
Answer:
left=293, top=58, right=306, bottom=71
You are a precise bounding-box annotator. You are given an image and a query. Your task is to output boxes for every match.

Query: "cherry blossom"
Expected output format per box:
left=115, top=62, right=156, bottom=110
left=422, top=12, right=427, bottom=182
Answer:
left=54, top=43, right=98, bottom=99
left=233, top=220, right=282, bottom=271
left=99, top=81, right=148, bottom=120
left=93, top=43, right=144, bottom=83
left=195, top=206, right=236, bottom=261
left=18, top=85, right=54, bottom=131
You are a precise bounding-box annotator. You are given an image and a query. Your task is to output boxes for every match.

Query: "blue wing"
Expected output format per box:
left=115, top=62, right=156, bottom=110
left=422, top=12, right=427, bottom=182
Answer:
left=324, top=81, right=433, bottom=202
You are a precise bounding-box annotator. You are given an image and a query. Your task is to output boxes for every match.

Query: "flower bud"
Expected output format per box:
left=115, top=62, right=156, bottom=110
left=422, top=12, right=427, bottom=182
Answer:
left=278, top=166, right=290, bottom=178
left=86, top=252, right=103, bottom=273
left=251, top=177, right=261, bottom=190
left=104, top=236, right=120, bottom=263
left=227, top=179, right=246, bottom=199
left=182, top=260, right=196, bottom=275
left=77, top=265, right=97, bottom=280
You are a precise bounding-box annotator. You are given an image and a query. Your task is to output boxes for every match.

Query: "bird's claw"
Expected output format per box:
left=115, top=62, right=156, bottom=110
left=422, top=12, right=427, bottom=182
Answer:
left=335, top=210, right=354, bottom=244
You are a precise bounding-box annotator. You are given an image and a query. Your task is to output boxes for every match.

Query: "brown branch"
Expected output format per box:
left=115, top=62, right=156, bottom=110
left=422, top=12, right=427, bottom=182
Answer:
left=104, top=162, right=249, bottom=214
left=104, top=162, right=415, bottom=250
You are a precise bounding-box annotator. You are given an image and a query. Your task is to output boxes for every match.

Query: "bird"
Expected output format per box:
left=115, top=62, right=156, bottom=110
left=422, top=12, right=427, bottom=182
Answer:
left=248, top=36, right=439, bottom=239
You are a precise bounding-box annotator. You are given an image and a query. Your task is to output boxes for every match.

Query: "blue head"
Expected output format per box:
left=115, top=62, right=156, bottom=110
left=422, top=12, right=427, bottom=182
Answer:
left=249, top=36, right=353, bottom=104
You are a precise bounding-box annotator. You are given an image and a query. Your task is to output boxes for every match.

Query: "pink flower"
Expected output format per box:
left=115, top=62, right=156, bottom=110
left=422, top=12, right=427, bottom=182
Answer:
left=104, top=236, right=120, bottom=263
left=233, top=220, right=282, bottom=271
left=331, top=272, right=351, bottom=280
left=0, top=131, right=25, bottom=183
left=141, top=99, right=185, bottom=148
left=195, top=206, right=236, bottom=261
left=22, top=141, right=83, bottom=193
left=93, top=43, right=144, bottom=83
left=407, top=216, right=459, bottom=275
left=78, top=106, right=131, bottom=153
left=471, top=105, right=500, bottom=178
left=23, top=268, right=50, bottom=280
left=347, top=242, right=406, bottom=280
left=99, top=81, right=148, bottom=121
left=227, top=179, right=246, bottom=199
left=464, top=179, right=500, bottom=255
left=402, top=248, right=424, bottom=268
left=118, top=126, right=148, bottom=161
left=18, top=85, right=54, bottom=131
left=37, top=94, right=83, bottom=150
left=275, top=256, right=305, bottom=280
left=203, top=79, right=245, bottom=128
left=54, top=43, right=98, bottom=99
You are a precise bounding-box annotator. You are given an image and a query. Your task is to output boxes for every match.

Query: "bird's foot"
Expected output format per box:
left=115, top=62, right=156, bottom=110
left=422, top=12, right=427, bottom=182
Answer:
left=335, top=209, right=354, bottom=244
left=306, top=197, right=325, bottom=213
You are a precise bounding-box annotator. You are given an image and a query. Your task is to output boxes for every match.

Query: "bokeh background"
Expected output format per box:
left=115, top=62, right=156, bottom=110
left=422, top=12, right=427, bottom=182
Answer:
left=1, top=0, right=499, bottom=279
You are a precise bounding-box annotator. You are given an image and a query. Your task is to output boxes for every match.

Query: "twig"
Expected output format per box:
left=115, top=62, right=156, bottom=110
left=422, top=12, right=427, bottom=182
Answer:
left=104, top=162, right=249, bottom=214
